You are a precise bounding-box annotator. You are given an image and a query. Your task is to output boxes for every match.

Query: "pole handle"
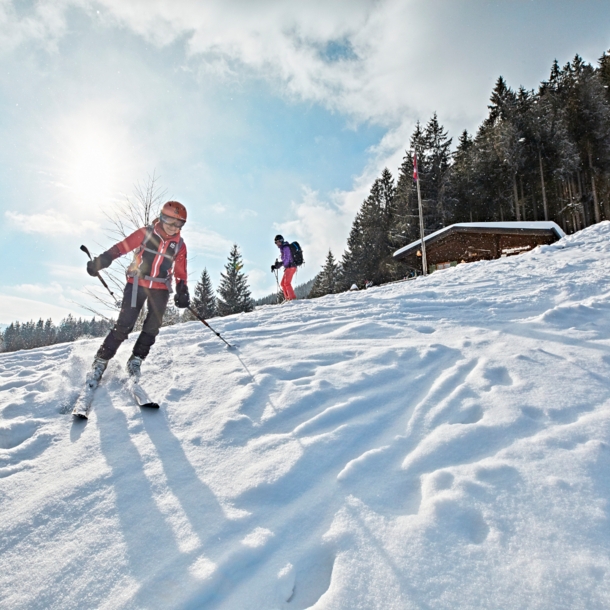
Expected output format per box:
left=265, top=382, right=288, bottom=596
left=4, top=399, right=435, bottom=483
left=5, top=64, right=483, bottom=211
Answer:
left=80, top=244, right=119, bottom=305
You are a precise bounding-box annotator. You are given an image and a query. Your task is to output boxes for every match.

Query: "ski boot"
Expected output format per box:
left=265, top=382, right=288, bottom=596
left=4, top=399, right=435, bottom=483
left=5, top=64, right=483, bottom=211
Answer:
left=126, top=355, right=143, bottom=378
left=89, top=357, right=108, bottom=383
left=73, top=357, right=108, bottom=419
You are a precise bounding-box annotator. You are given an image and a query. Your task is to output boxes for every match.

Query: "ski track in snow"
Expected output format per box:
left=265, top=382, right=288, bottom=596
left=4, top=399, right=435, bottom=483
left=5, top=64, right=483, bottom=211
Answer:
left=2, top=223, right=610, bottom=608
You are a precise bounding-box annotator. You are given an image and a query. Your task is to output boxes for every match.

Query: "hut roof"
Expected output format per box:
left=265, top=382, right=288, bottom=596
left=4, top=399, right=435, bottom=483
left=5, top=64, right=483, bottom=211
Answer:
left=393, top=221, right=566, bottom=260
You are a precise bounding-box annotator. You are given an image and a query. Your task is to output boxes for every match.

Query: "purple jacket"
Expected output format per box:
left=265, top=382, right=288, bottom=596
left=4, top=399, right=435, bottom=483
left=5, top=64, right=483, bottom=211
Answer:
left=279, top=242, right=294, bottom=268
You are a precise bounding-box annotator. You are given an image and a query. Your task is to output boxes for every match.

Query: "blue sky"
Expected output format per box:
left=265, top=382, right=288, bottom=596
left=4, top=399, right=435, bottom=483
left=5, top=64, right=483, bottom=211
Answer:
left=1, top=0, right=609, bottom=323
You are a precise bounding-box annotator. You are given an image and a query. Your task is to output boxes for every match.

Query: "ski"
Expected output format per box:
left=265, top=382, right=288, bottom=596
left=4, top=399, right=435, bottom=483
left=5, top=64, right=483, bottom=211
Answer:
left=72, top=375, right=100, bottom=419
left=72, top=357, right=108, bottom=420
left=126, top=377, right=159, bottom=409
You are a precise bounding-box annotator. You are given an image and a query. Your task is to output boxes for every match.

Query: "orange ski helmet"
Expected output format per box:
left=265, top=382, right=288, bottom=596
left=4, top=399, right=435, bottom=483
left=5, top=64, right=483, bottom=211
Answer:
left=161, top=201, right=187, bottom=222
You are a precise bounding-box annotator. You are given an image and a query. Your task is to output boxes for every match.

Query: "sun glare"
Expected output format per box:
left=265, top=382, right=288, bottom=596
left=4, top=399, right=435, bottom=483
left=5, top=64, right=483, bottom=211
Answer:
left=50, top=110, right=143, bottom=216
left=68, top=128, right=117, bottom=201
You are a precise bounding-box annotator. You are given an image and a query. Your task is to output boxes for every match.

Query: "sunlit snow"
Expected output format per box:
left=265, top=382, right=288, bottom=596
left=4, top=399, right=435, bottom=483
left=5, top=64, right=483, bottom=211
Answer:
left=2, top=223, right=610, bottom=609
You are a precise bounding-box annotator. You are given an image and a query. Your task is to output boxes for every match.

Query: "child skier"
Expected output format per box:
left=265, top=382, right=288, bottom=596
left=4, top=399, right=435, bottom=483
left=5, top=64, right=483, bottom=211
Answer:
left=85, top=201, right=190, bottom=382
left=271, top=234, right=297, bottom=301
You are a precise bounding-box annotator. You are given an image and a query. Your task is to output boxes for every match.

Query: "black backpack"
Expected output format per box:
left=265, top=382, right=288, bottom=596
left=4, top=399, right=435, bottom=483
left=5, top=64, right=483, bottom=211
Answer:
left=289, top=241, right=304, bottom=266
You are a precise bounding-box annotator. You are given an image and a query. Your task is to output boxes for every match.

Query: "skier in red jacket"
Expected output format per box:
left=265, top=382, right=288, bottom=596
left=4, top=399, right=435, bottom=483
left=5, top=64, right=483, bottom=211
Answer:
left=86, top=201, right=190, bottom=381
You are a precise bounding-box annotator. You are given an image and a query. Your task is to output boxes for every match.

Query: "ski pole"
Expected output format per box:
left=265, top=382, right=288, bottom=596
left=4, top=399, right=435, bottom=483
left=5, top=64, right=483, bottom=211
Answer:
left=80, top=245, right=120, bottom=305
left=273, top=267, right=283, bottom=304
left=187, top=305, right=234, bottom=349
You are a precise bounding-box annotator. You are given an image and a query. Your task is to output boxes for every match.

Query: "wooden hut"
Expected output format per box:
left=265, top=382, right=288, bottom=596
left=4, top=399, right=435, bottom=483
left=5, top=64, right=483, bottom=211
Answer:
left=393, top=222, right=565, bottom=274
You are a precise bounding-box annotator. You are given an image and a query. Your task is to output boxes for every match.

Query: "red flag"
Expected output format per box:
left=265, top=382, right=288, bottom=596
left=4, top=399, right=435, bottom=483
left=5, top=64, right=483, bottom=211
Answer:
left=413, top=152, right=418, bottom=181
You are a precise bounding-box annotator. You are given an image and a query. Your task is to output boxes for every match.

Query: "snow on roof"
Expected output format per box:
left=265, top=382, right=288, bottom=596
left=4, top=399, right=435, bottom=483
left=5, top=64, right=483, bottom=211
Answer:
left=393, top=221, right=566, bottom=258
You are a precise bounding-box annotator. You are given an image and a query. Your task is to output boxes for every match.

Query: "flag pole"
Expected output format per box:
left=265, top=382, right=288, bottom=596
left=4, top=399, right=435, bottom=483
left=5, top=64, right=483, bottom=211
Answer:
left=414, top=152, right=427, bottom=276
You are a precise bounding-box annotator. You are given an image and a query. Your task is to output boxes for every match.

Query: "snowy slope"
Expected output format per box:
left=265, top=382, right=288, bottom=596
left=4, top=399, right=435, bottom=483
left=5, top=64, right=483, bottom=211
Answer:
left=2, top=223, right=610, bottom=609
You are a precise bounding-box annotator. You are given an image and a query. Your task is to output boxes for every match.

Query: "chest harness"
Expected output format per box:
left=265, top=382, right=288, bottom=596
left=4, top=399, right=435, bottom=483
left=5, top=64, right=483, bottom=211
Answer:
left=127, top=225, right=184, bottom=308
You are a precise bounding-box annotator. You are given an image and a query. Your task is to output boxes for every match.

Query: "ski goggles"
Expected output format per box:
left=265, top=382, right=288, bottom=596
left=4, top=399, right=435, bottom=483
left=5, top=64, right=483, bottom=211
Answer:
left=160, top=213, right=186, bottom=229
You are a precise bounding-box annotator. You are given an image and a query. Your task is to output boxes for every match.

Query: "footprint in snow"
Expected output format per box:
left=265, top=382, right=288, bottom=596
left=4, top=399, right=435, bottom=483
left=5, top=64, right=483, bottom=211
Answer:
left=276, top=546, right=335, bottom=609
left=482, top=365, right=513, bottom=390
left=475, top=464, right=521, bottom=488
left=0, top=420, right=40, bottom=450
left=1, top=402, right=32, bottom=419
left=0, top=420, right=55, bottom=476
left=424, top=470, right=455, bottom=493
left=434, top=499, right=490, bottom=544
left=220, top=415, right=255, bottom=443
left=275, top=563, right=296, bottom=604
left=165, top=387, right=190, bottom=402
left=448, top=403, right=484, bottom=425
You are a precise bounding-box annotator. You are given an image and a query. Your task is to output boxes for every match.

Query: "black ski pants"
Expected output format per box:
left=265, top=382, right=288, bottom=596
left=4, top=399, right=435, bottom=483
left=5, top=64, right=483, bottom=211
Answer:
left=97, top=282, right=169, bottom=361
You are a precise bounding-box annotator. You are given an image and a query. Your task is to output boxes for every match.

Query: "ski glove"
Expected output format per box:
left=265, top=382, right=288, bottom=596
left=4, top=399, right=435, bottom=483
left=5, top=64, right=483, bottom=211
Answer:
left=87, top=252, right=113, bottom=277
left=174, top=280, right=190, bottom=308
left=271, top=261, right=283, bottom=272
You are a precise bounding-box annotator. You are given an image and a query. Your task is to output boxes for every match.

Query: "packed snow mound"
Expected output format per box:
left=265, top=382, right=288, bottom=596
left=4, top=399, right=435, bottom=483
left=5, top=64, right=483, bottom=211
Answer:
left=2, top=223, right=610, bottom=609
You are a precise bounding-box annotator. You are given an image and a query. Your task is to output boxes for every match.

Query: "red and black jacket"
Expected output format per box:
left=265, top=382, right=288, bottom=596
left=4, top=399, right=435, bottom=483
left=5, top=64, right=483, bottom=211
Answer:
left=105, top=221, right=187, bottom=291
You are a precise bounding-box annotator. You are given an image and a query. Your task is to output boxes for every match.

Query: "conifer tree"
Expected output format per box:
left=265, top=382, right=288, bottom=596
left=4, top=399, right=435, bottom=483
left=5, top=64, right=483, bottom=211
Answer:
left=564, top=55, right=610, bottom=223
left=486, top=76, right=516, bottom=126
left=599, top=50, right=610, bottom=103
left=529, top=55, right=609, bottom=227
left=56, top=314, right=78, bottom=344
left=340, top=169, right=396, bottom=289
left=423, top=112, right=453, bottom=226
left=3, top=323, right=19, bottom=352
left=447, top=130, right=476, bottom=221
left=189, top=268, right=216, bottom=319
left=392, top=150, right=420, bottom=247
left=217, top=244, right=253, bottom=316
left=522, top=86, right=577, bottom=220
left=43, top=318, right=55, bottom=346
left=309, top=250, right=341, bottom=298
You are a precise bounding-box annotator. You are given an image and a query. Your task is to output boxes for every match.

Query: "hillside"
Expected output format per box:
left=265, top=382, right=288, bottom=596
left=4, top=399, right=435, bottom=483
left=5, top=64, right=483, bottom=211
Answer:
left=2, top=223, right=610, bottom=609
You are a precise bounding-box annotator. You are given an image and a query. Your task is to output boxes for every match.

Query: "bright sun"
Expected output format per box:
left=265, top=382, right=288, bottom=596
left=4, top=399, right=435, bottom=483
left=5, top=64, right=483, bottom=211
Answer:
left=50, top=108, right=143, bottom=216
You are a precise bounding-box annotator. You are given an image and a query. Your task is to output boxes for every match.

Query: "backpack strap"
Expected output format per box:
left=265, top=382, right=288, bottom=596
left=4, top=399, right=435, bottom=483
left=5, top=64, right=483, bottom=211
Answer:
left=127, top=225, right=154, bottom=307
left=174, top=238, right=184, bottom=261
left=128, top=229, right=184, bottom=307
left=138, top=225, right=155, bottom=254
left=141, top=235, right=183, bottom=261
left=129, top=269, right=139, bottom=307
left=142, top=275, right=172, bottom=290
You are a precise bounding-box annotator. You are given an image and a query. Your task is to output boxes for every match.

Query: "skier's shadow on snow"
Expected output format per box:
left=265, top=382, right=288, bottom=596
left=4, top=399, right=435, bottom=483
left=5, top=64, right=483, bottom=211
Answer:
left=96, top=395, right=227, bottom=607
left=95, top=395, right=194, bottom=599
left=139, top=408, right=227, bottom=541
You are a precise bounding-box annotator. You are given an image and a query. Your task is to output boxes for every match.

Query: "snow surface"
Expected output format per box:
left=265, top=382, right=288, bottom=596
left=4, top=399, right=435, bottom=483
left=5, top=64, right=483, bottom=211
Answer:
left=2, top=222, right=610, bottom=609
